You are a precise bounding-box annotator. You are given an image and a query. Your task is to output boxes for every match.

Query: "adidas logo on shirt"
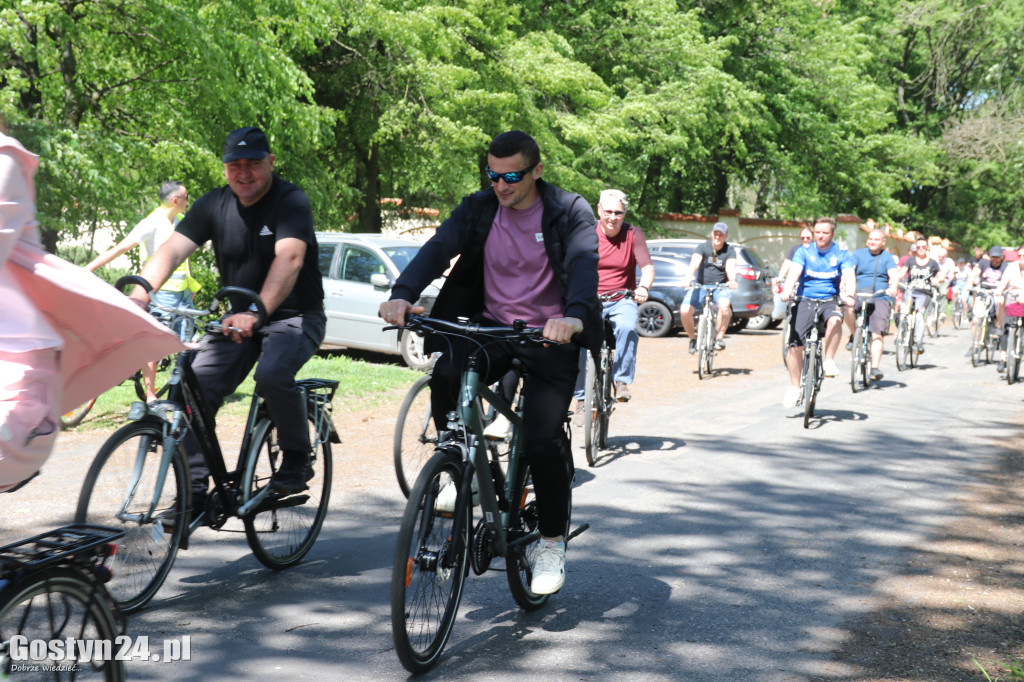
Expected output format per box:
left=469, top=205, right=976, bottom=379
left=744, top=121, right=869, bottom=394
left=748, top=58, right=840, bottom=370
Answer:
left=259, top=226, right=273, bottom=236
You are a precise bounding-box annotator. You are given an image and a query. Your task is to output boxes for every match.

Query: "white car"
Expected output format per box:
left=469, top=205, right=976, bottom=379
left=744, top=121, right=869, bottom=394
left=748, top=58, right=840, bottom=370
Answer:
left=317, top=232, right=441, bottom=370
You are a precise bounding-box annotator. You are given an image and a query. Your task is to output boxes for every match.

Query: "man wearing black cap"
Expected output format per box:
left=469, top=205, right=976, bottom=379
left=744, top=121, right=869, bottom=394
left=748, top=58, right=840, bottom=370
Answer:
left=133, top=126, right=325, bottom=509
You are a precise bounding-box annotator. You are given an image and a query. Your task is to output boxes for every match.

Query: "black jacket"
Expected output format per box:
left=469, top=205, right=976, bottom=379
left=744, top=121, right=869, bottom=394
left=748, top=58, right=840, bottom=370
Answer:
left=391, top=179, right=601, bottom=354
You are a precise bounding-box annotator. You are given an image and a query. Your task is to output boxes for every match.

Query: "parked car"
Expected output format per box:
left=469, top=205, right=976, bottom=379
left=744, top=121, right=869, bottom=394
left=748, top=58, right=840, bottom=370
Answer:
left=317, top=232, right=441, bottom=370
left=637, top=238, right=774, bottom=337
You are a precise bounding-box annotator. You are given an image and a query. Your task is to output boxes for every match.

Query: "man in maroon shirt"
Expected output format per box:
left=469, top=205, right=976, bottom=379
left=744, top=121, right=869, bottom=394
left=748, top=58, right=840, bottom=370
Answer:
left=573, top=189, right=654, bottom=404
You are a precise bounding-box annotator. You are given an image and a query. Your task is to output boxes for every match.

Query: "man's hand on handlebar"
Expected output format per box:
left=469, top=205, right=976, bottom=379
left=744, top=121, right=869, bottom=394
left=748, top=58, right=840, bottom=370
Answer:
left=379, top=299, right=424, bottom=327
left=543, top=316, right=583, bottom=345
left=223, top=312, right=258, bottom=343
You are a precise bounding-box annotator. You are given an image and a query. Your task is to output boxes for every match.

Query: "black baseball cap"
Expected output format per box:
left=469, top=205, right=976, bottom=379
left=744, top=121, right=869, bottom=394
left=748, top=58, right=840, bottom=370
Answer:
left=222, top=127, right=270, bottom=163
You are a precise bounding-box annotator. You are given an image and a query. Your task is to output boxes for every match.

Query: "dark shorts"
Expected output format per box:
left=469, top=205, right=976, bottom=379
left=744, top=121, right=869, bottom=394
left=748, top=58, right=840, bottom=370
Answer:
left=788, top=299, right=842, bottom=347
left=856, top=297, right=891, bottom=336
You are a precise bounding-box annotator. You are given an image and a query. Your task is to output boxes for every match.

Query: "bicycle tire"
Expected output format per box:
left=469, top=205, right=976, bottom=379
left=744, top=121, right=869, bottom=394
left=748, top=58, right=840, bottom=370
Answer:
left=895, top=317, right=910, bottom=371
left=132, top=355, right=174, bottom=401
left=506, top=469, right=551, bottom=611
left=926, top=302, right=939, bottom=337
left=597, top=348, right=613, bottom=449
left=583, top=354, right=599, bottom=467
left=850, top=327, right=864, bottom=393
left=242, top=414, right=333, bottom=570
left=1013, top=326, right=1023, bottom=384
left=952, top=300, right=966, bottom=329
left=393, top=374, right=438, bottom=498
left=0, top=568, right=125, bottom=681
left=60, top=398, right=97, bottom=430
left=909, top=315, right=919, bottom=369
left=74, top=420, right=186, bottom=614
left=697, top=314, right=710, bottom=380
left=781, top=317, right=791, bottom=368
left=1007, top=326, right=1018, bottom=385
left=802, top=345, right=817, bottom=428
left=391, top=448, right=470, bottom=674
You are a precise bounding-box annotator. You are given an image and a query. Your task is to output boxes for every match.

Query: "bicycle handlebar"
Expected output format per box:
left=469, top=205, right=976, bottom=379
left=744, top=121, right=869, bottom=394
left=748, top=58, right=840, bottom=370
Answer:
left=598, top=289, right=635, bottom=302
left=115, top=275, right=268, bottom=331
left=386, top=313, right=549, bottom=345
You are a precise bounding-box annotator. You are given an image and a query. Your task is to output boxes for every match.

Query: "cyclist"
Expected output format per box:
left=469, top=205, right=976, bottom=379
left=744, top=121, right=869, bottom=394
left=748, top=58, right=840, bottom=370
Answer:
left=896, top=237, right=941, bottom=355
left=775, top=226, right=813, bottom=286
left=779, top=216, right=855, bottom=408
left=680, top=222, right=738, bottom=354
left=572, top=189, right=653, bottom=407
left=994, top=254, right=1024, bottom=372
left=131, top=127, right=326, bottom=511
left=85, top=181, right=196, bottom=401
left=843, top=228, right=898, bottom=381
left=0, top=125, right=182, bottom=493
left=379, top=130, right=600, bottom=596
left=967, top=245, right=1008, bottom=360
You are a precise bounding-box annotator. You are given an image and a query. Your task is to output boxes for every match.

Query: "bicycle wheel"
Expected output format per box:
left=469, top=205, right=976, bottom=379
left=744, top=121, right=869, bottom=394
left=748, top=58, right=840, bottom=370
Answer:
left=132, top=355, right=174, bottom=401
left=1013, top=326, right=1023, bottom=384
left=74, top=420, right=186, bottom=614
left=582, top=353, right=599, bottom=467
left=781, top=316, right=791, bottom=368
left=909, top=315, right=919, bottom=368
left=391, top=448, right=470, bottom=674
left=696, top=314, right=710, bottom=380
left=0, top=568, right=125, bottom=681
left=242, top=415, right=333, bottom=569
left=60, top=397, right=97, bottom=430
left=895, top=317, right=911, bottom=371
left=802, top=345, right=817, bottom=428
left=926, top=302, right=939, bottom=337
left=393, top=374, right=438, bottom=497
left=1007, top=326, right=1018, bottom=385
left=597, top=349, right=614, bottom=449
left=506, top=469, right=552, bottom=611
left=971, top=318, right=985, bottom=367
left=849, top=327, right=864, bottom=393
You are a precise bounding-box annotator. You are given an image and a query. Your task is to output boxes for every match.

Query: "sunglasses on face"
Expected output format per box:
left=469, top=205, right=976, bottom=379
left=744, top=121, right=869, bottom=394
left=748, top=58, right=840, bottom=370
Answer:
left=486, top=164, right=536, bottom=184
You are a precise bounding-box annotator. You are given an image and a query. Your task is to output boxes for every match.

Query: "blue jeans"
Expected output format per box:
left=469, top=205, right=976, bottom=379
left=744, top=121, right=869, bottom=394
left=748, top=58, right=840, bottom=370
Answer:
left=573, top=297, right=639, bottom=399
left=152, top=288, right=194, bottom=340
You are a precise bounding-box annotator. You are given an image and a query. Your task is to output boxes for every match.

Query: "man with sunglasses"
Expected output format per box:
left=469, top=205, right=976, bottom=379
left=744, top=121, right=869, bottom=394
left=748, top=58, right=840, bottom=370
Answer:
left=379, top=130, right=600, bottom=596
left=680, top=222, right=738, bottom=354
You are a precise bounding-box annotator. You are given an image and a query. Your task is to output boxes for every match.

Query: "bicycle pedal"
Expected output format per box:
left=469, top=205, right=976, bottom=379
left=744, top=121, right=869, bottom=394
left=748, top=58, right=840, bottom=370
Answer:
left=566, top=523, right=589, bottom=543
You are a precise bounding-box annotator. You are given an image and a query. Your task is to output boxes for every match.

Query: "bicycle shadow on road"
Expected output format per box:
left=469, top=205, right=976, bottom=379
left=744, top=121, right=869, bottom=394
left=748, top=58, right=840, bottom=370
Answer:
left=584, top=435, right=686, bottom=469
left=789, top=408, right=868, bottom=429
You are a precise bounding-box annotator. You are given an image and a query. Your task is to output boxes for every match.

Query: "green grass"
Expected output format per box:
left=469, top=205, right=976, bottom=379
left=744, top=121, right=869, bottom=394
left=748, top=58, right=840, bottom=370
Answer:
left=63, top=348, right=422, bottom=432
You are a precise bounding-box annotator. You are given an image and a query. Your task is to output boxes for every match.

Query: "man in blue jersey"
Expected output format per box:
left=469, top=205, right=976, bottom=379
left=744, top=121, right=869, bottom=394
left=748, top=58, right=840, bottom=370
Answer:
left=843, top=228, right=898, bottom=381
left=780, top=216, right=855, bottom=408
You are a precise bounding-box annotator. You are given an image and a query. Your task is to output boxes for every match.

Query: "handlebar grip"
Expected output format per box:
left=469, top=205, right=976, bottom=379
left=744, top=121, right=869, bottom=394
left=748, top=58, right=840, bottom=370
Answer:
left=114, top=275, right=153, bottom=294
left=209, top=286, right=268, bottom=329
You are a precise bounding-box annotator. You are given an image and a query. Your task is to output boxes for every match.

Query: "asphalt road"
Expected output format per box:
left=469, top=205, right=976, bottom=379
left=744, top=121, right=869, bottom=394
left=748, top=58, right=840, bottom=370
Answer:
left=3, top=321, right=1018, bottom=681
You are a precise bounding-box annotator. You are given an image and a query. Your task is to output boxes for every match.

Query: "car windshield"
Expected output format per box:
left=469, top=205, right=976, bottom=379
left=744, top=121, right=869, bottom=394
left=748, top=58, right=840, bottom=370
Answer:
left=382, top=246, right=422, bottom=273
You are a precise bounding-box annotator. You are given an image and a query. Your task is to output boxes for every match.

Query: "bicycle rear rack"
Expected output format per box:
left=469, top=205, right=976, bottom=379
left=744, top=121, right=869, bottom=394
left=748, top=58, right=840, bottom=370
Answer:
left=0, top=524, right=125, bottom=574
left=298, top=378, right=340, bottom=446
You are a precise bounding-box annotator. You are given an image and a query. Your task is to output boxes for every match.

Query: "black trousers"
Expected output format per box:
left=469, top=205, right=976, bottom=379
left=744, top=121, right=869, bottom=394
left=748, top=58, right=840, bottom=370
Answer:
left=185, top=310, right=326, bottom=494
left=430, top=334, right=578, bottom=538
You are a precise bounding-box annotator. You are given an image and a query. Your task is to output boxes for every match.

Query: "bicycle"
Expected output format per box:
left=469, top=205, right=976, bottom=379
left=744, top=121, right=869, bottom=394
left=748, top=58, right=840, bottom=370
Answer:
left=849, top=291, right=887, bottom=393
left=0, top=524, right=126, bottom=681
left=923, top=286, right=942, bottom=338
left=130, top=306, right=199, bottom=401
left=894, top=283, right=930, bottom=371
left=74, top=277, right=339, bottom=613
left=792, top=296, right=841, bottom=429
left=393, top=367, right=520, bottom=498
left=952, top=285, right=972, bottom=330
left=969, top=289, right=999, bottom=367
left=692, top=283, right=728, bottom=380
left=582, top=289, right=632, bottom=466
left=1006, top=313, right=1024, bottom=385
left=387, top=314, right=587, bottom=674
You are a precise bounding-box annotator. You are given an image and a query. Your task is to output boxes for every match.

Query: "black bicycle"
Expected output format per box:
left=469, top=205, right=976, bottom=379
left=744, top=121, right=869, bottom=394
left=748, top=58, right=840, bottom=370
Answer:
left=0, top=524, right=126, bottom=681
left=792, top=296, right=841, bottom=428
left=582, top=290, right=632, bottom=466
left=849, top=291, right=887, bottom=393
left=74, top=277, right=338, bottom=613
left=387, top=314, right=585, bottom=674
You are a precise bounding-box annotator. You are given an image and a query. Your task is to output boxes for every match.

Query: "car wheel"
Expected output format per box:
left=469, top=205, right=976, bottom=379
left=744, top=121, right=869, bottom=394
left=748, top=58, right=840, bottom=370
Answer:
left=637, top=301, right=673, bottom=338
left=745, top=314, right=771, bottom=331
left=727, top=318, right=748, bottom=333
left=767, top=318, right=783, bottom=329
left=400, top=331, right=434, bottom=371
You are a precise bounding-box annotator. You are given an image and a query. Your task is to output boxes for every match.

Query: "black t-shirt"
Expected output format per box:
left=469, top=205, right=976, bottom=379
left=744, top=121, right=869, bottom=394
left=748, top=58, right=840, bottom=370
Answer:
left=905, top=258, right=939, bottom=286
left=177, top=176, right=323, bottom=315
left=695, top=239, right=735, bottom=285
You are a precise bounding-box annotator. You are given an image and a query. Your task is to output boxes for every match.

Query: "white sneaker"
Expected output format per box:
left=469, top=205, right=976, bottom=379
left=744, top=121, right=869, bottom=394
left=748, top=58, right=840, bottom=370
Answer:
left=823, top=359, right=839, bottom=377
left=530, top=538, right=566, bottom=595
left=434, top=479, right=478, bottom=514
left=483, top=413, right=512, bottom=440
left=782, top=386, right=801, bottom=408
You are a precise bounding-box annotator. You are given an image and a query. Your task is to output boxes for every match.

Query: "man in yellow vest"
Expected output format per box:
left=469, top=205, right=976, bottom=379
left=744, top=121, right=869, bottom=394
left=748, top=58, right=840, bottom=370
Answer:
left=87, top=180, right=197, bottom=401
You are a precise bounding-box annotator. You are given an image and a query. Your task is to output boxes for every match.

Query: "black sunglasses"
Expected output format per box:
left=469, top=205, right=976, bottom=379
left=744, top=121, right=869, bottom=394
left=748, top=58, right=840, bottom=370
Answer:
left=486, top=164, right=536, bottom=184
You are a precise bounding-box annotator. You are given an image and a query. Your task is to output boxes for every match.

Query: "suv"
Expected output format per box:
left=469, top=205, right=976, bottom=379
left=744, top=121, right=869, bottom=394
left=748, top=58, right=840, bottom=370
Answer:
left=638, top=238, right=774, bottom=337
left=317, top=232, right=441, bottom=370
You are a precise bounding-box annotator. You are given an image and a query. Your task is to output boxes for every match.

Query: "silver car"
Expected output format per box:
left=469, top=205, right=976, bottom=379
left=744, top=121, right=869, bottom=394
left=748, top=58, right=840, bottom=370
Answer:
left=317, top=232, right=441, bottom=370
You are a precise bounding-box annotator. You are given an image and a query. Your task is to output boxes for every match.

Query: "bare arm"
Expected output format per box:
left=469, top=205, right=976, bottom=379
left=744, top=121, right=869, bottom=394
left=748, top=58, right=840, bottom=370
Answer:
left=635, top=263, right=655, bottom=303
left=85, top=237, right=139, bottom=272
left=221, top=237, right=306, bottom=342
left=681, top=253, right=702, bottom=288
left=725, top=257, right=738, bottom=289
left=131, top=232, right=199, bottom=303
left=781, top=264, right=803, bottom=300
